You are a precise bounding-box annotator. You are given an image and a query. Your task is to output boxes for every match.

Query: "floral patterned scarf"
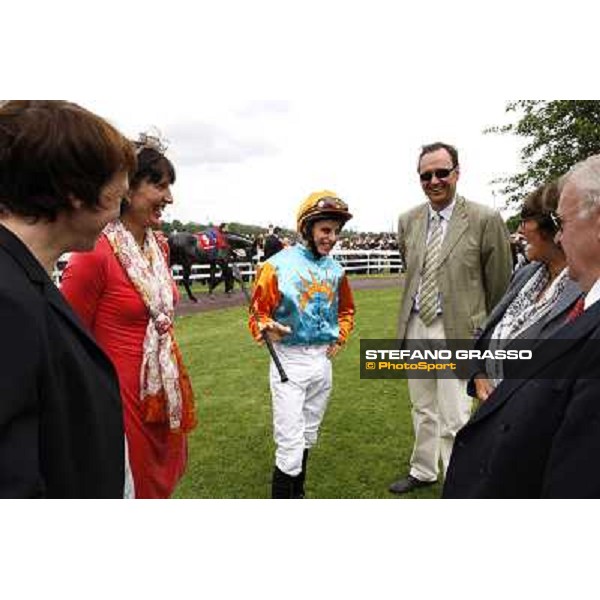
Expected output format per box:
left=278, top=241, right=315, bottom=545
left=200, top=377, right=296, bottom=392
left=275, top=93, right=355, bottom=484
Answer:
left=104, top=220, right=196, bottom=433
left=487, top=265, right=568, bottom=384
left=491, top=265, right=568, bottom=343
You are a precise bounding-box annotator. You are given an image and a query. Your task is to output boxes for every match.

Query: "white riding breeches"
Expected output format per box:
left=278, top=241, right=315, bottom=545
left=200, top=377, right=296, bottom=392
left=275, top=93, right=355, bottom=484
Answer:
left=270, top=344, right=332, bottom=476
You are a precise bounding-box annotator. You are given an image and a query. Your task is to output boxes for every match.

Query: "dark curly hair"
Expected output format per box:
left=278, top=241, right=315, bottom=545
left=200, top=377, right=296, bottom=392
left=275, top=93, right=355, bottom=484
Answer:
left=129, top=146, right=175, bottom=191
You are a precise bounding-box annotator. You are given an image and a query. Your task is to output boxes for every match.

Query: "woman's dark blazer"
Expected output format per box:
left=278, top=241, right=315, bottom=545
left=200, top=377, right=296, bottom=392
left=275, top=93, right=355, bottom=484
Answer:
left=467, top=261, right=583, bottom=395
left=0, top=225, right=125, bottom=498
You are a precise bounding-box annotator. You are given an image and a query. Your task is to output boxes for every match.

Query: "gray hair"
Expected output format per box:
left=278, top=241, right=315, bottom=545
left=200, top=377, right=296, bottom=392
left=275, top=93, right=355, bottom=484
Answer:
left=559, top=154, right=600, bottom=217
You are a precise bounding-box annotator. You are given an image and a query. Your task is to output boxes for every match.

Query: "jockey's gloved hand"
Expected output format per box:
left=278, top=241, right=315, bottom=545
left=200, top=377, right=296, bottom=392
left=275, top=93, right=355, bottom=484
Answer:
left=259, top=320, right=292, bottom=343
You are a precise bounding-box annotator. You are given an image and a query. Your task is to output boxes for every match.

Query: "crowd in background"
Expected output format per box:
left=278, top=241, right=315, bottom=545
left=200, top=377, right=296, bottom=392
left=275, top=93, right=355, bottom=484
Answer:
left=336, top=233, right=399, bottom=251
left=250, top=229, right=399, bottom=256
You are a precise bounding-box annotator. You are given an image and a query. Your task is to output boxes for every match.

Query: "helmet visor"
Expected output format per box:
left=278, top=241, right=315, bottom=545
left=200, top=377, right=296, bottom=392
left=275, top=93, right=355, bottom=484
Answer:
left=315, top=196, right=348, bottom=211
left=301, top=197, right=349, bottom=222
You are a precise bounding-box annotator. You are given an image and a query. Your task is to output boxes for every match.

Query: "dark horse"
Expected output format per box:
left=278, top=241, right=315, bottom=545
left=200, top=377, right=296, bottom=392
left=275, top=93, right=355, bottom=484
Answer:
left=168, top=231, right=254, bottom=302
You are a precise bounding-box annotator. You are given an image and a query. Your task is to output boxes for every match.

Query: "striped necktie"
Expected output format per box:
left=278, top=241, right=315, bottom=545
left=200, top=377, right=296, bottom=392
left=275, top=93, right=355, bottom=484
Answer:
left=419, top=212, right=443, bottom=326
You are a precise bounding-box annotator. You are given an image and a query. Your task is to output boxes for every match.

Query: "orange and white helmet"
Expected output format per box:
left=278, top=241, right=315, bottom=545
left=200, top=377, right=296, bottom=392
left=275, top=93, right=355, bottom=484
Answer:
left=296, top=190, right=353, bottom=237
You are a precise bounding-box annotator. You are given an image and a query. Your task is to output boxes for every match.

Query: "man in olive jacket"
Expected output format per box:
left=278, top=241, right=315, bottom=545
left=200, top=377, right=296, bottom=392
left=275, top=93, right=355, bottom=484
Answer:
left=389, top=142, right=512, bottom=495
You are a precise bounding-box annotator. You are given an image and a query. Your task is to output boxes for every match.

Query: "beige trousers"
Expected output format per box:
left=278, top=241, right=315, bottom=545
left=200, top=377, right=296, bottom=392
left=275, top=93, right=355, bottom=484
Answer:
left=405, top=314, right=472, bottom=482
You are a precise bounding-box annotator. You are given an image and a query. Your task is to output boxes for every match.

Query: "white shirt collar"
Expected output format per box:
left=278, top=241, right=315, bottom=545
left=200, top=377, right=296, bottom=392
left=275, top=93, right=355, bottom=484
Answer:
left=584, top=278, right=600, bottom=310
left=428, top=196, right=456, bottom=222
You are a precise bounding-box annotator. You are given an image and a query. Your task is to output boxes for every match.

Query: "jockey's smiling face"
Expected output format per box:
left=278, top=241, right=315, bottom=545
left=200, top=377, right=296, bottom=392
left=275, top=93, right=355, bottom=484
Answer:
left=312, top=219, right=341, bottom=256
left=128, top=175, right=173, bottom=230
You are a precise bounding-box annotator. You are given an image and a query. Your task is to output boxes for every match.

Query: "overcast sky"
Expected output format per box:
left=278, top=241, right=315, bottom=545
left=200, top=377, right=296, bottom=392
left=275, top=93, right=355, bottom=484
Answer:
left=81, top=96, right=523, bottom=233
left=5, top=1, right=588, bottom=236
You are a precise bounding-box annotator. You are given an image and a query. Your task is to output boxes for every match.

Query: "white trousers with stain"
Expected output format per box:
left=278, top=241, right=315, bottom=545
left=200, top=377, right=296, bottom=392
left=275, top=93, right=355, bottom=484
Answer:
left=270, top=344, right=332, bottom=476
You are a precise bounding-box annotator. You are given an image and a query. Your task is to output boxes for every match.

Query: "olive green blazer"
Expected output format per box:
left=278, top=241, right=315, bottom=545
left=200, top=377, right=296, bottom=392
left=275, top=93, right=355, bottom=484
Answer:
left=397, top=195, right=512, bottom=342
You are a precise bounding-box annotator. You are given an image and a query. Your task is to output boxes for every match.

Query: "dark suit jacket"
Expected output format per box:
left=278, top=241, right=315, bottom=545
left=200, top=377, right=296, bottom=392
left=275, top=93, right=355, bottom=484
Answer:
left=0, top=225, right=125, bottom=498
left=467, top=262, right=583, bottom=394
left=443, top=299, right=600, bottom=498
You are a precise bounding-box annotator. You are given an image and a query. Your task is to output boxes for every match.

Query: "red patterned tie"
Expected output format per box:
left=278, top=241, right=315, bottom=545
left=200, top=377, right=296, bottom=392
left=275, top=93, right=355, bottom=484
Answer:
left=566, top=297, right=585, bottom=323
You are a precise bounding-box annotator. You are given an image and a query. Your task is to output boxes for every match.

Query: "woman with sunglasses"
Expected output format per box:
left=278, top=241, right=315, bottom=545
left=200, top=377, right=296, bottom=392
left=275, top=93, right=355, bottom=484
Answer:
left=248, top=191, right=355, bottom=498
left=470, top=181, right=583, bottom=402
left=61, top=135, right=197, bottom=498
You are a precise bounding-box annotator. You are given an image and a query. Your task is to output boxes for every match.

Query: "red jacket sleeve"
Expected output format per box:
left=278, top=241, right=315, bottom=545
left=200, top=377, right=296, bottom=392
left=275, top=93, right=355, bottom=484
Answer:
left=60, top=240, right=109, bottom=332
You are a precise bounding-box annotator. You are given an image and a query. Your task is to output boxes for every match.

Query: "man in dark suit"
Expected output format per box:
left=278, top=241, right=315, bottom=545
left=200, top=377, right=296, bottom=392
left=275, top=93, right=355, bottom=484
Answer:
left=444, top=154, right=600, bottom=498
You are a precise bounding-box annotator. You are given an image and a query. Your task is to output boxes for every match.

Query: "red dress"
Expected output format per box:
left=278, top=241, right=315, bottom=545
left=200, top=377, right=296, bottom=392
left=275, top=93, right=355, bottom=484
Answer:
left=61, top=235, right=187, bottom=498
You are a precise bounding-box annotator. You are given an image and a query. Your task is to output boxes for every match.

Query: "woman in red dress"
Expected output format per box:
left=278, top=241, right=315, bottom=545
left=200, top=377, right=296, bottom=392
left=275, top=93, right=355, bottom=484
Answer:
left=61, top=137, right=197, bottom=498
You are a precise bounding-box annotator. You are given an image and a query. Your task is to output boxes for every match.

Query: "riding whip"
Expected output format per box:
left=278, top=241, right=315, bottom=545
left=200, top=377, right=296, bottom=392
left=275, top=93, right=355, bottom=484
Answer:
left=231, top=264, right=289, bottom=383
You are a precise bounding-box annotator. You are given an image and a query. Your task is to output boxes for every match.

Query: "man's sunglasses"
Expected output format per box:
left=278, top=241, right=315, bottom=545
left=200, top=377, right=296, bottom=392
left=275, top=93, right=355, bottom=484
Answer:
left=419, top=167, right=456, bottom=183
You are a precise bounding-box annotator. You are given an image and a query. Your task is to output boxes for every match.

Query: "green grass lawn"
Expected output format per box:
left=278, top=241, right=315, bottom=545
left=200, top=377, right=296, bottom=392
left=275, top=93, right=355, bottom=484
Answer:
left=173, top=286, right=443, bottom=499
left=177, top=271, right=401, bottom=297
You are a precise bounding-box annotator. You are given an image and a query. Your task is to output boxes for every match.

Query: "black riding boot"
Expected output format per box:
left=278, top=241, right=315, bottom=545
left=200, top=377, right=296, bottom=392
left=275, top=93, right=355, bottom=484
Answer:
left=272, top=466, right=295, bottom=499
left=293, top=450, right=309, bottom=499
